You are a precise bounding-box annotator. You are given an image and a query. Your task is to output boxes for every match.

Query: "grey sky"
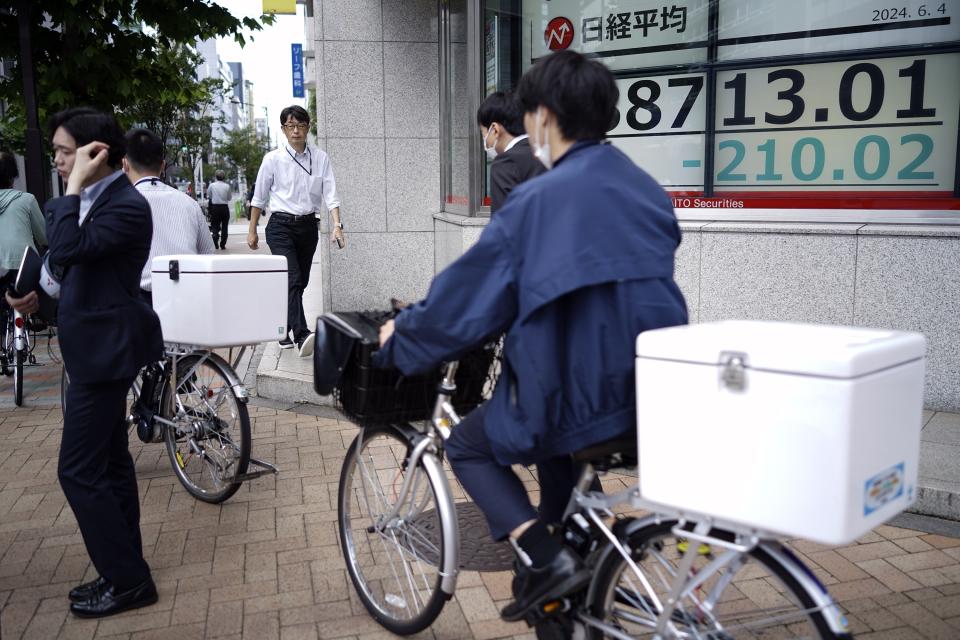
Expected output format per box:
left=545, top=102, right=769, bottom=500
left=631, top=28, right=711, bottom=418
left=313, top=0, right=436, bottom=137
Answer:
left=214, top=0, right=308, bottom=147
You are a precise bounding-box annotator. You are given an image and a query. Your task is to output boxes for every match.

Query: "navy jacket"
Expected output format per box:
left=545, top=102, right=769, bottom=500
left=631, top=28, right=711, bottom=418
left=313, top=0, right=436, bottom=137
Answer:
left=46, top=174, right=163, bottom=384
left=375, top=141, right=688, bottom=465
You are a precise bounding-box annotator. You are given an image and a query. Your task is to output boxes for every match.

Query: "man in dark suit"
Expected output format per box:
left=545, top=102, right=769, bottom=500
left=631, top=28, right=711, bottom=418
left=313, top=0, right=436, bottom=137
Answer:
left=478, top=91, right=545, bottom=214
left=46, top=108, right=163, bottom=617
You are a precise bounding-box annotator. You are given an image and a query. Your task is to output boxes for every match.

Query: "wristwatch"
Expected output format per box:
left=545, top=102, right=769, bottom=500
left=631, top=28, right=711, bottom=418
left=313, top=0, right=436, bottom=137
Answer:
left=335, top=222, right=344, bottom=230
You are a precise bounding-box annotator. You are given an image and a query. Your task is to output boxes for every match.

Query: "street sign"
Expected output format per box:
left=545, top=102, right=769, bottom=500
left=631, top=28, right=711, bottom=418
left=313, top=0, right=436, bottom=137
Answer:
left=291, top=43, right=304, bottom=98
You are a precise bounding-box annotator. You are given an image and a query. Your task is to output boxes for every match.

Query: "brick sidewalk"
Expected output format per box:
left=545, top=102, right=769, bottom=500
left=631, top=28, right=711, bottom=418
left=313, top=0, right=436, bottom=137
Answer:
left=1, top=402, right=960, bottom=639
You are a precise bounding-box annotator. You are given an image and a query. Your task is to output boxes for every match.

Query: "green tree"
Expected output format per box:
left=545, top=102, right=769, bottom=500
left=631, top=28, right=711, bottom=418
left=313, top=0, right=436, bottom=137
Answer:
left=216, top=127, right=270, bottom=187
left=0, top=0, right=274, bottom=150
left=123, top=45, right=224, bottom=165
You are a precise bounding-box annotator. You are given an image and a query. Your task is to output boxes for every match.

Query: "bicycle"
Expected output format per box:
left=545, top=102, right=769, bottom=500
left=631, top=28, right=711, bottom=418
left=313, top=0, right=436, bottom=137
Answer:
left=1, top=295, right=44, bottom=407
left=336, top=358, right=853, bottom=639
left=62, top=342, right=277, bottom=503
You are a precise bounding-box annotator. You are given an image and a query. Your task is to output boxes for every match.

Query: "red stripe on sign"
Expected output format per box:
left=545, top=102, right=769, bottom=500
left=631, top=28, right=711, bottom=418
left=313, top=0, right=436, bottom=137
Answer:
left=667, top=191, right=960, bottom=210
left=446, top=195, right=469, bottom=206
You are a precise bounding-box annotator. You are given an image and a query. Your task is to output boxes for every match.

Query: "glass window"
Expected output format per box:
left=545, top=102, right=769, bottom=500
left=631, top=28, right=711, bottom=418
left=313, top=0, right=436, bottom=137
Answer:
left=442, top=0, right=472, bottom=213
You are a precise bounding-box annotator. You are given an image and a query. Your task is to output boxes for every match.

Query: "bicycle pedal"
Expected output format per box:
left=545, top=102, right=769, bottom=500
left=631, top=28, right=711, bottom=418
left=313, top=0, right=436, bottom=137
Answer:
left=524, top=597, right=570, bottom=625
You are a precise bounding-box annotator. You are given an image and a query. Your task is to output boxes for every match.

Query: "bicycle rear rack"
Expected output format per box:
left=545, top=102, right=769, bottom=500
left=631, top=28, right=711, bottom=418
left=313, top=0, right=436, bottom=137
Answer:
left=234, top=456, right=279, bottom=483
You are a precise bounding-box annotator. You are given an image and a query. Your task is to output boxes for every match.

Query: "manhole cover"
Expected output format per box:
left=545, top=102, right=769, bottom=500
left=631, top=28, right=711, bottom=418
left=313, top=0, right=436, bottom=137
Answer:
left=414, top=502, right=515, bottom=572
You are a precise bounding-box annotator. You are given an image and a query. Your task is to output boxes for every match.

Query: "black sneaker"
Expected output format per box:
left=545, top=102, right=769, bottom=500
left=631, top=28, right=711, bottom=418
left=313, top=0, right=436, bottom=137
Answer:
left=278, top=336, right=294, bottom=349
left=500, top=548, right=590, bottom=622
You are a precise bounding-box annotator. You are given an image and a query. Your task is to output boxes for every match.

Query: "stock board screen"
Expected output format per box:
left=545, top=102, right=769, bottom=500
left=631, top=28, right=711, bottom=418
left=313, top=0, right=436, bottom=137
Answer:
left=521, top=0, right=960, bottom=210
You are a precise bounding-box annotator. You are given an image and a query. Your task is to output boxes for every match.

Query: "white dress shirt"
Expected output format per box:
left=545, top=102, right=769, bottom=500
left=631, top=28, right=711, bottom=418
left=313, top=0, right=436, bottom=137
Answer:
left=79, top=170, right=124, bottom=225
left=250, top=140, right=340, bottom=216
left=135, top=178, right=216, bottom=291
left=208, top=180, right=232, bottom=205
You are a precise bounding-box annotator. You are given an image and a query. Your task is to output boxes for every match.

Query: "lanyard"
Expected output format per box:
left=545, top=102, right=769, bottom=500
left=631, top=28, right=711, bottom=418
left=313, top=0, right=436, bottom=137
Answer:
left=133, top=177, right=160, bottom=187
left=285, top=147, right=312, bottom=176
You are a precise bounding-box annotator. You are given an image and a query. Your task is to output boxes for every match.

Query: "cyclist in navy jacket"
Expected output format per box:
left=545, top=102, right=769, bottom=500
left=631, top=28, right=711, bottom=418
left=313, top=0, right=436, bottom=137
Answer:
left=374, top=51, right=688, bottom=621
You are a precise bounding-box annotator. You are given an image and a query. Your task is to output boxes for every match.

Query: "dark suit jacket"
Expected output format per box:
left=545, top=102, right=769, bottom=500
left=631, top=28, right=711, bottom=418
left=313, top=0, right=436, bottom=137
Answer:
left=46, top=174, right=163, bottom=384
left=489, top=137, right=545, bottom=214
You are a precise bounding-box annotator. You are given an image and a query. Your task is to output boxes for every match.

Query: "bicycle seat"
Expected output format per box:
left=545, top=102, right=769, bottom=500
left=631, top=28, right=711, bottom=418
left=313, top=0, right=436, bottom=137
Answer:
left=572, top=435, right=637, bottom=471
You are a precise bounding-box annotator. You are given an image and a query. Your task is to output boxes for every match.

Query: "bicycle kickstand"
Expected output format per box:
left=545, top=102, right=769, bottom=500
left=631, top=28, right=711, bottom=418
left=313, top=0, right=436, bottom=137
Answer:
left=233, top=457, right=280, bottom=483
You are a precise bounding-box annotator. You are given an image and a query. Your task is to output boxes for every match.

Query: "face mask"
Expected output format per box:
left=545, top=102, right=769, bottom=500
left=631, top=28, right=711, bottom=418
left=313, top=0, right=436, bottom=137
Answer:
left=482, top=127, right=498, bottom=160
left=532, top=107, right=553, bottom=170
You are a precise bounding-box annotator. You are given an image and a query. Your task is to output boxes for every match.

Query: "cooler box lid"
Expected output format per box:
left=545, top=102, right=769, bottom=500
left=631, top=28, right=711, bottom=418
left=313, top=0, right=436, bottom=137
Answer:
left=635, top=321, right=925, bottom=379
left=151, top=254, right=287, bottom=275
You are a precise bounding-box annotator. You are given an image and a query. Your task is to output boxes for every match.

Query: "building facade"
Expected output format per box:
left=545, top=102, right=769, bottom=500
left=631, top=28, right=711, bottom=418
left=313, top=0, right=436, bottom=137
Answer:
left=309, top=0, right=960, bottom=411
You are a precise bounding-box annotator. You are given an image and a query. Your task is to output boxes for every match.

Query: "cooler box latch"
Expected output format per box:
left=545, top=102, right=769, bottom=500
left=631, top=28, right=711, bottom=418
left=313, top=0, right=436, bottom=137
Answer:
left=168, top=260, right=180, bottom=281
left=719, top=351, right=748, bottom=392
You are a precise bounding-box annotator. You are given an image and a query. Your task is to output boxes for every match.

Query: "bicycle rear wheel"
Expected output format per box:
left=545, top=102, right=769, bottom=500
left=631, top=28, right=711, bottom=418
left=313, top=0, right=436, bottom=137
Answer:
left=338, top=426, right=451, bottom=635
left=162, top=353, right=250, bottom=503
left=13, top=348, right=23, bottom=406
left=588, top=520, right=846, bottom=639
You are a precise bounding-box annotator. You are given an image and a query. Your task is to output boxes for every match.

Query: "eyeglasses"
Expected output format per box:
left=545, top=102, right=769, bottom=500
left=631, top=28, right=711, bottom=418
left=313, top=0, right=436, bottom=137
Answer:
left=282, top=124, right=309, bottom=132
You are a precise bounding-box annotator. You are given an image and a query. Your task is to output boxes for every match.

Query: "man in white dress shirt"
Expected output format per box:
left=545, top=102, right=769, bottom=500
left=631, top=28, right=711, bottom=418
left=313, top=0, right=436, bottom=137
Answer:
left=207, top=170, right=232, bottom=250
left=122, top=128, right=215, bottom=307
left=247, top=105, right=342, bottom=358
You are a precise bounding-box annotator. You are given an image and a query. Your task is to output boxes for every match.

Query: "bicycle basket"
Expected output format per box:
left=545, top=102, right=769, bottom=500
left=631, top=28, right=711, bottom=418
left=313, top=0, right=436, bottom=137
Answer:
left=315, top=311, right=499, bottom=424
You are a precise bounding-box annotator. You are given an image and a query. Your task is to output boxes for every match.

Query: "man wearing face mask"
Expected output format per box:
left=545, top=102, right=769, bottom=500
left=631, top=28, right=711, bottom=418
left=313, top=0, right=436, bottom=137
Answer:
left=477, top=91, right=544, bottom=214
left=374, top=50, right=687, bottom=621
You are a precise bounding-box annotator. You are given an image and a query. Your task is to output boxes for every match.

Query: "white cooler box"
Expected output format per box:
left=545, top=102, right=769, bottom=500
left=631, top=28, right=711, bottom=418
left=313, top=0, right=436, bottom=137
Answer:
left=635, top=320, right=926, bottom=545
left=152, top=255, right=288, bottom=348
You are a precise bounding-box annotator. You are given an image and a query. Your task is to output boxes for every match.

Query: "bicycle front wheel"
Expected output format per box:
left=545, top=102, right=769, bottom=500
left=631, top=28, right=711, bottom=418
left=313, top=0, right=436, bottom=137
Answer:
left=588, top=520, right=845, bottom=639
left=338, top=426, right=451, bottom=635
left=162, top=353, right=250, bottom=503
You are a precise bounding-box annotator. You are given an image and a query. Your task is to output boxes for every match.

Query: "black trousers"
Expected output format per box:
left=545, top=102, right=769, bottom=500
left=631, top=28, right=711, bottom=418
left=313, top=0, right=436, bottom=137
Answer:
left=209, top=203, right=230, bottom=249
left=445, top=403, right=583, bottom=541
left=59, top=375, right=150, bottom=590
left=265, top=214, right=318, bottom=342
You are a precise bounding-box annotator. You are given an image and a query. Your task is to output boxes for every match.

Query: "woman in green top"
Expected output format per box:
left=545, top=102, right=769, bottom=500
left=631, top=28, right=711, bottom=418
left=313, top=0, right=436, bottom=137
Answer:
left=0, top=150, right=47, bottom=281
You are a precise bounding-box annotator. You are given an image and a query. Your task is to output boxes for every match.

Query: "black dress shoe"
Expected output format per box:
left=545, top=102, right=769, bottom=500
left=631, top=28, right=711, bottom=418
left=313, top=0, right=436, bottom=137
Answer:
left=69, top=576, right=109, bottom=603
left=70, top=578, right=158, bottom=618
left=500, top=548, right=590, bottom=622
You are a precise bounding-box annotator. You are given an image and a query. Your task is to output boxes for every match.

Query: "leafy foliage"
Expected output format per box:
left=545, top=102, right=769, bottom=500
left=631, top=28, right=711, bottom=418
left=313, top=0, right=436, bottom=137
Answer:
left=216, top=127, right=270, bottom=187
left=0, top=0, right=274, bottom=166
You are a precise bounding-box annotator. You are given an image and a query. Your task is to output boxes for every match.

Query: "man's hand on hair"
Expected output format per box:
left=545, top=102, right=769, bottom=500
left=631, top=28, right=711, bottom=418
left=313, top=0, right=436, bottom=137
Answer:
left=66, top=141, right=110, bottom=195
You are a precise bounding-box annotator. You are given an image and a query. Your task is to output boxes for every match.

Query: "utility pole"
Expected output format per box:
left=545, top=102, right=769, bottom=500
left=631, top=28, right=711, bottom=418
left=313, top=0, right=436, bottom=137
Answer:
left=16, top=0, right=47, bottom=203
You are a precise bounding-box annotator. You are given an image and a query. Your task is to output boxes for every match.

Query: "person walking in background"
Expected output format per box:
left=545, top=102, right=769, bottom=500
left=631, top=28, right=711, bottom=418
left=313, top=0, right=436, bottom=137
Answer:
left=477, top=91, right=545, bottom=214
left=207, top=170, right=232, bottom=249
left=247, top=105, right=343, bottom=358
left=0, top=149, right=47, bottom=289
left=44, top=107, right=162, bottom=617
left=122, top=128, right=215, bottom=306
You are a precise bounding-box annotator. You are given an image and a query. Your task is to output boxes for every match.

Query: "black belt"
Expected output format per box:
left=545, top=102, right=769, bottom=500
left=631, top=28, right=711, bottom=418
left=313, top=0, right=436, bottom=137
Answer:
left=271, top=211, right=316, bottom=223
